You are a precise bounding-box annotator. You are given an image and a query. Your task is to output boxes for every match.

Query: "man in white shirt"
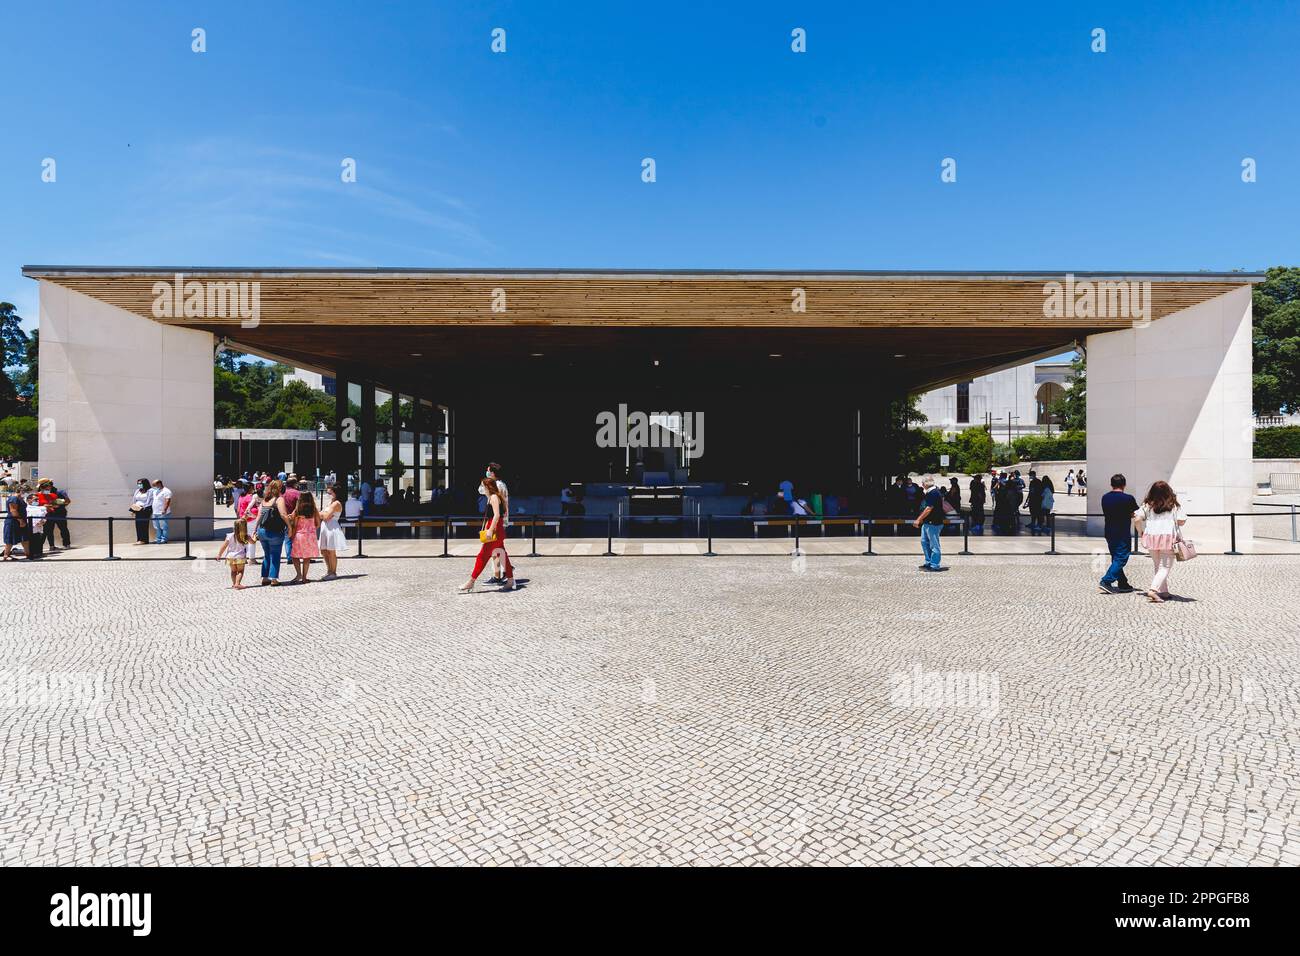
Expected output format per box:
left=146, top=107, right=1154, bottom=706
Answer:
left=151, top=480, right=173, bottom=543
left=344, top=489, right=363, bottom=539
left=486, top=463, right=509, bottom=526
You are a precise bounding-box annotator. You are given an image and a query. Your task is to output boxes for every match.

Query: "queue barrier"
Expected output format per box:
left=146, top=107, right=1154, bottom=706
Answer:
left=2, top=509, right=1289, bottom=559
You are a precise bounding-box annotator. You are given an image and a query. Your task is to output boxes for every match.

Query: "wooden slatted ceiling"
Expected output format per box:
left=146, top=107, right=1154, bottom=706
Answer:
left=24, top=269, right=1254, bottom=329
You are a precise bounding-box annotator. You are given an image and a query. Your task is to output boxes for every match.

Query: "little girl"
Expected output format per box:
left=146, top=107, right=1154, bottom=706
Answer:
left=218, top=517, right=252, bottom=589
left=289, top=491, right=322, bottom=583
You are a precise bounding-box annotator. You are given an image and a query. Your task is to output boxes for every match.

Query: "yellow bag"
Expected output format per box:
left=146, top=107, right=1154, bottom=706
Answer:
left=479, top=529, right=496, bottom=543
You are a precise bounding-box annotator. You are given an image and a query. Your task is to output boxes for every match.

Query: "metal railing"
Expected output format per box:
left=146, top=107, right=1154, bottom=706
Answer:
left=5, top=509, right=1293, bottom=559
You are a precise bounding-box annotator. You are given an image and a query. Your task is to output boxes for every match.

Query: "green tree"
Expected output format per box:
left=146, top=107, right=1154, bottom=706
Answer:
left=0, top=303, right=31, bottom=419
left=1253, top=266, right=1300, bottom=415
left=262, top=379, right=336, bottom=430
left=14, top=327, right=37, bottom=405
left=0, top=415, right=38, bottom=459
left=0, top=302, right=27, bottom=369
left=1049, top=354, right=1086, bottom=431
left=953, top=426, right=994, bottom=474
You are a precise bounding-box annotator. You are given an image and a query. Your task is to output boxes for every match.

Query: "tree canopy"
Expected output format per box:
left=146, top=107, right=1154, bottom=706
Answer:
left=214, top=354, right=350, bottom=430
left=1253, top=266, right=1300, bottom=415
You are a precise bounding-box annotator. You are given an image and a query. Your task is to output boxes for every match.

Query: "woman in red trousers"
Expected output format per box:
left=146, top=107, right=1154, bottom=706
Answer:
left=459, top=477, right=514, bottom=592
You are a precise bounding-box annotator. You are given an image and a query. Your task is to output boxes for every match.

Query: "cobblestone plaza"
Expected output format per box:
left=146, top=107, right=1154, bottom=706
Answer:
left=2, top=553, right=1297, bottom=866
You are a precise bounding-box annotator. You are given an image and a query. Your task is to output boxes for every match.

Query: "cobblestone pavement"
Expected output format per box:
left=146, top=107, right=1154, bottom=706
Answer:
left=2, top=554, right=1298, bottom=866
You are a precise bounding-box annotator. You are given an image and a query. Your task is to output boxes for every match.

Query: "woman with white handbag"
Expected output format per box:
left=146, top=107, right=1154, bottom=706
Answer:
left=1133, top=481, right=1188, bottom=603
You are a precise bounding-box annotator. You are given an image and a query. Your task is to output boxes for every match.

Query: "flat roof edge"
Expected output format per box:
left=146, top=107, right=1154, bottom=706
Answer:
left=21, top=266, right=1268, bottom=282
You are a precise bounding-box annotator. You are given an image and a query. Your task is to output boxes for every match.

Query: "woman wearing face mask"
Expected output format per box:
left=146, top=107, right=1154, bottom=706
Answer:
left=484, top=464, right=510, bottom=583
left=459, top=477, right=514, bottom=593
left=130, top=478, right=153, bottom=544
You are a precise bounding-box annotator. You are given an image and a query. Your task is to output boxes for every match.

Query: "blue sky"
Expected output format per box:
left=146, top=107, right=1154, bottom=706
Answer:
left=3, top=0, right=1298, bottom=337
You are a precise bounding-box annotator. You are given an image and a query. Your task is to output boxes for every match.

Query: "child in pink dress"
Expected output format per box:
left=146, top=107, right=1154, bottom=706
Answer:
left=289, top=491, right=322, bottom=583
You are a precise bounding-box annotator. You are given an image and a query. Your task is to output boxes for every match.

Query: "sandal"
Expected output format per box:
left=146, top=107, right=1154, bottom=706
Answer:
left=1146, top=590, right=1164, bottom=603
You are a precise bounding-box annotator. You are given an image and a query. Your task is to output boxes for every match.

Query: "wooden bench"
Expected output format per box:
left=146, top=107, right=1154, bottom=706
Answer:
left=357, top=518, right=446, bottom=529
left=863, top=517, right=912, bottom=535
left=753, top=518, right=798, bottom=536
left=510, top=518, right=561, bottom=536
left=754, top=516, right=869, bottom=536
left=817, top=517, right=860, bottom=535
left=451, top=519, right=561, bottom=537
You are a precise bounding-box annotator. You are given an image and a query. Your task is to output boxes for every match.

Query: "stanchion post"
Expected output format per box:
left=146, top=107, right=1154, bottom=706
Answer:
left=183, top=516, right=195, bottom=559
left=793, top=515, right=801, bottom=555
left=356, top=520, right=366, bottom=558
left=604, top=513, right=616, bottom=556
left=531, top=513, right=539, bottom=558
left=441, top=515, right=450, bottom=557
left=863, top=515, right=875, bottom=556
left=1227, top=512, right=1241, bottom=555
left=1045, top=512, right=1057, bottom=555
left=105, top=516, right=120, bottom=560
left=961, top=515, right=972, bottom=555
left=705, top=514, right=715, bottom=557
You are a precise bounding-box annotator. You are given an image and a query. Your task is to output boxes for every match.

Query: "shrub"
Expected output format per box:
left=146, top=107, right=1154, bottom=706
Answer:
left=1012, top=430, right=1086, bottom=462
left=953, top=427, right=993, bottom=474
left=903, top=428, right=954, bottom=473
left=1254, top=426, right=1300, bottom=458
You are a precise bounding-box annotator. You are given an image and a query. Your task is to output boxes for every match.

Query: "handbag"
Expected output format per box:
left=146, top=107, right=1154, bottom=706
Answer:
left=478, top=529, right=496, bottom=544
left=1173, top=522, right=1197, bottom=561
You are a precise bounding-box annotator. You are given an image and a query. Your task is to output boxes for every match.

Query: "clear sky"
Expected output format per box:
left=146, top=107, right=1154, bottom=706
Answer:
left=3, top=0, right=1297, bottom=336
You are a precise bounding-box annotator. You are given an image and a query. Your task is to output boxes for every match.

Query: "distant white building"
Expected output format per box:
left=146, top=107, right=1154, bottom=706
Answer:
left=919, top=359, right=1075, bottom=439
left=283, top=368, right=337, bottom=395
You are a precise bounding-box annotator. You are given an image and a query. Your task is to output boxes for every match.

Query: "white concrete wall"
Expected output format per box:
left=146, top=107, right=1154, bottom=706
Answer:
left=920, top=362, right=1038, bottom=432
left=38, top=282, right=215, bottom=544
left=1086, top=286, right=1253, bottom=546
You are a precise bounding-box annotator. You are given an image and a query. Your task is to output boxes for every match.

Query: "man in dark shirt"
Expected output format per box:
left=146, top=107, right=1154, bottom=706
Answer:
left=1027, top=471, right=1044, bottom=534
left=1099, top=473, right=1139, bottom=594
left=913, top=476, right=948, bottom=571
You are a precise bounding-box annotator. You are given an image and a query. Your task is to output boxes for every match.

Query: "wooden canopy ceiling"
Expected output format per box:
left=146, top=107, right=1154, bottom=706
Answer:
left=25, top=267, right=1258, bottom=396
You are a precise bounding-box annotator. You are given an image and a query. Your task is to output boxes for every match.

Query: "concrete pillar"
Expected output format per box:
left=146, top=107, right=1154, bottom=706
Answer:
left=37, top=281, right=215, bottom=544
left=1086, top=286, right=1253, bottom=547
left=332, top=373, right=349, bottom=480
left=360, top=383, right=375, bottom=483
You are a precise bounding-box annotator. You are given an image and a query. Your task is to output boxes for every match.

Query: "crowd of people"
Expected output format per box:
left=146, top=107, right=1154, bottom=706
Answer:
left=217, top=470, right=455, bottom=518
left=6, top=457, right=1195, bottom=602
left=218, top=475, right=349, bottom=587
left=3, top=477, right=72, bottom=561
left=210, top=462, right=517, bottom=592
left=906, top=469, right=1193, bottom=601
left=885, top=468, right=1057, bottom=536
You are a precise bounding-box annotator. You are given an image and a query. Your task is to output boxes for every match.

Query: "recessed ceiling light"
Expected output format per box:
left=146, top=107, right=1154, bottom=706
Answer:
left=768, top=353, right=783, bottom=358
left=410, top=352, right=422, bottom=357
left=893, top=353, right=906, bottom=358
left=530, top=352, right=544, bottom=357
left=653, top=359, right=660, bottom=366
